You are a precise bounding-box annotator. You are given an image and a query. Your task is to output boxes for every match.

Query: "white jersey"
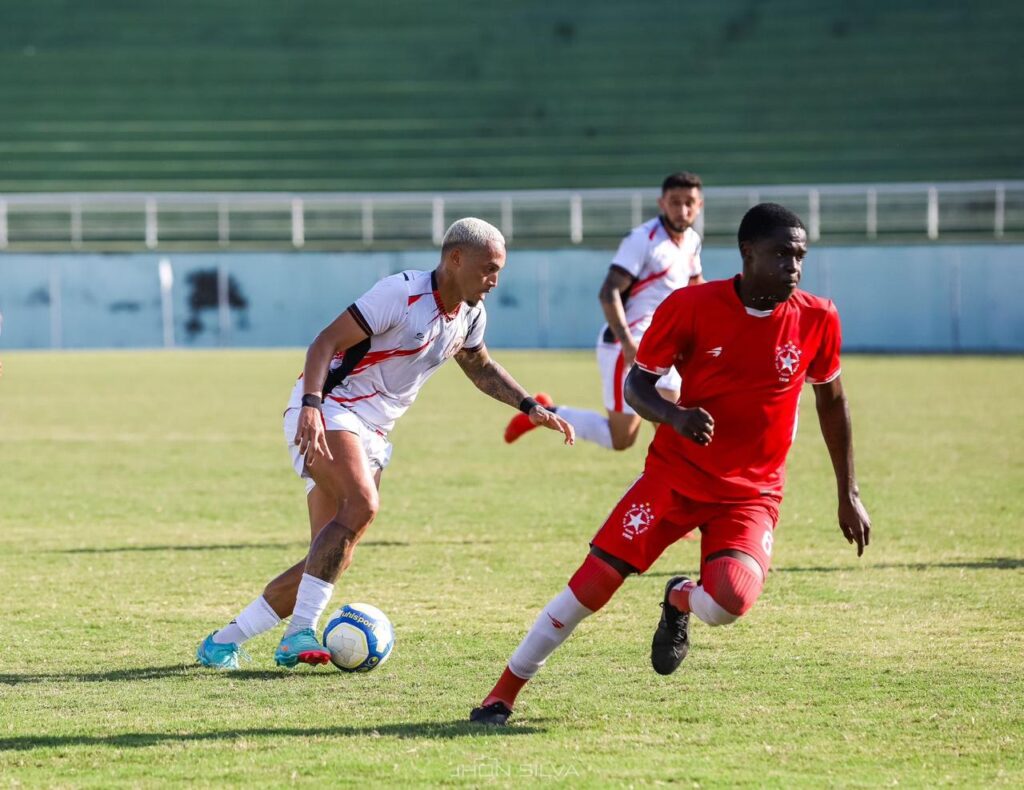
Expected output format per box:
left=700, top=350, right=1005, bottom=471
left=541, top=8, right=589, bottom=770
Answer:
left=287, top=270, right=486, bottom=434
left=601, top=217, right=702, bottom=344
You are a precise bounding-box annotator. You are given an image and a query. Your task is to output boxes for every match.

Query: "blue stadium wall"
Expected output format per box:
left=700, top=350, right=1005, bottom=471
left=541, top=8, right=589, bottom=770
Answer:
left=1, top=246, right=1022, bottom=352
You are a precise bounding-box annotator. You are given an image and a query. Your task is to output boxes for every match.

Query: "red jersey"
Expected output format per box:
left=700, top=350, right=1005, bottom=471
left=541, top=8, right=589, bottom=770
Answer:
left=635, top=276, right=842, bottom=503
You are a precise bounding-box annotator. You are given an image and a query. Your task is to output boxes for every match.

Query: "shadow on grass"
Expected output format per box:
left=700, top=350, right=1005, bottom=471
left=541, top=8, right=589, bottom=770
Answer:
left=50, top=538, right=518, bottom=554
left=648, top=557, right=1024, bottom=576
left=776, top=557, right=1024, bottom=573
left=0, top=663, right=358, bottom=686
left=57, top=542, right=307, bottom=554
left=0, top=719, right=542, bottom=751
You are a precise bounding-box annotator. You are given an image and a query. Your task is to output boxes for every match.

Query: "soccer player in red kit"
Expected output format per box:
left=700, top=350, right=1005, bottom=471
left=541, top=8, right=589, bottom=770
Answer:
left=471, top=203, right=872, bottom=725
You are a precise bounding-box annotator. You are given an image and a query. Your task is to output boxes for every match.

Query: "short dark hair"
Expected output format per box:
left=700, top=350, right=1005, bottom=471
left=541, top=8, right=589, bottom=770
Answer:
left=661, top=171, right=702, bottom=193
left=737, top=203, right=806, bottom=246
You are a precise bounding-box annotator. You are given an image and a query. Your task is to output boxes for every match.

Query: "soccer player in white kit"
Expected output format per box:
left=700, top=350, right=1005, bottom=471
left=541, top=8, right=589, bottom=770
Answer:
left=504, top=172, right=704, bottom=451
left=196, top=218, right=575, bottom=669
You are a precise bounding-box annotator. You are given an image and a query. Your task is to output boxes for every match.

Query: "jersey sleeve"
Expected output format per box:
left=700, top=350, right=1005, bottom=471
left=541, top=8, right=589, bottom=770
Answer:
left=690, top=239, right=703, bottom=277
left=464, top=304, right=487, bottom=351
left=635, top=289, right=693, bottom=376
left=806, top=302, right=843, bottom=384
left=611, top=227, right=648, bottom=278
left=350, top=274, right=408, bottom=336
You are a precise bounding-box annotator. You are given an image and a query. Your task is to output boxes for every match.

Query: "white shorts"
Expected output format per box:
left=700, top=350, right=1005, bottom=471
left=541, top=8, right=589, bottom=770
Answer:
left=283, top=403, right=393, bottom=494
left=597, top=338, right=682, bottom=415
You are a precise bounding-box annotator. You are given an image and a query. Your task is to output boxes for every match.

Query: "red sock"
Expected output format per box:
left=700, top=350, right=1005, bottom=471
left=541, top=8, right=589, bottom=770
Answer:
left=668, top=579, right=696, bottom=612
left=482, top=666, right=529, bottom=708
left=567, top=553, right=626, bottom=611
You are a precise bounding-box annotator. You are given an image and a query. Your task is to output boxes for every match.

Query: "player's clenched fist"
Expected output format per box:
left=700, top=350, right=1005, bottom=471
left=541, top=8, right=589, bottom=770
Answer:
left=668, top=406, right=714, bottom=446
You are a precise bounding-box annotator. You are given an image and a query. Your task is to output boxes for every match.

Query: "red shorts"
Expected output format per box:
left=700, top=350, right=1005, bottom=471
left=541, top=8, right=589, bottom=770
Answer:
left=591, top=473, right=779, bottom=575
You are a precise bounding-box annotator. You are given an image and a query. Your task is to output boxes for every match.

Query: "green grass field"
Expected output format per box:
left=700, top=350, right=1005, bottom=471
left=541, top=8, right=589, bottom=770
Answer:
left=1, top=350, right=1022, bottom=787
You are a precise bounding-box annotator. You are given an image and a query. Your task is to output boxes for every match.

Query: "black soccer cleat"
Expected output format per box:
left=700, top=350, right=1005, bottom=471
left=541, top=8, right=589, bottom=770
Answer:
left=469, top=701, right=513, bottom=726
left=651, top=575, right=691, bottom=676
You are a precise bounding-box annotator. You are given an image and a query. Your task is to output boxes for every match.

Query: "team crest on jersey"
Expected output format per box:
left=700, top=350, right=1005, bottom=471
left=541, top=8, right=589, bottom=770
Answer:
left=443, top=335, right=465, bottom=359
left=774, top=341, right=802, bottom=382
left=622, top=502, right=654, bottom=541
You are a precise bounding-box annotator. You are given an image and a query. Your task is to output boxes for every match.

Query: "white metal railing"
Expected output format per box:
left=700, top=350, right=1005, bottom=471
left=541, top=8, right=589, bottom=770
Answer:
left=0, top=181, right=1019, bottom=251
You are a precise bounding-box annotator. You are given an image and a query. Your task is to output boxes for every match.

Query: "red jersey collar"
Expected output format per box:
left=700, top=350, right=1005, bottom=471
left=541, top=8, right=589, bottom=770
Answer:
left=431, top=270, right=462, bottom=321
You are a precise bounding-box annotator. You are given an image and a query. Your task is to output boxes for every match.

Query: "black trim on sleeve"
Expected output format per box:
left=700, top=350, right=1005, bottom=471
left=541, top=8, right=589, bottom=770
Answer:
left=466, top=306, right=483, bottom=340
left=462, top=344, right=484, bottom=354
left=608, top=263, right=638, bottom=283
left=321, top=337, right=371, bottom=397
left=347, top=303, right=372, bottom=336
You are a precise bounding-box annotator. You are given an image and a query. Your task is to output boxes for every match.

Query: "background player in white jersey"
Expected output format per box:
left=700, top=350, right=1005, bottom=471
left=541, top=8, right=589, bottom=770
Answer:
left=504, top=172, right=704, bottom=451
left=196, top=218, right=575, bottom=669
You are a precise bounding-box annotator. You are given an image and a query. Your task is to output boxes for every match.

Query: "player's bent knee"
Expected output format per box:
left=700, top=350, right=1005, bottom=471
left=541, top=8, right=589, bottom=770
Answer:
left=342, top=488, right=379, bottom=527
left=610, top=435, right=635, bottom=451
left=701, top=556, right=764, bottom=619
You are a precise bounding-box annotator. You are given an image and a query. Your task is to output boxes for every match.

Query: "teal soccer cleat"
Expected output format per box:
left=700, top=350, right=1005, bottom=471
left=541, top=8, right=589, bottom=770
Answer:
left=195, top=632, right=245, bottom=670
left=274, top=628, right=332, bottom=668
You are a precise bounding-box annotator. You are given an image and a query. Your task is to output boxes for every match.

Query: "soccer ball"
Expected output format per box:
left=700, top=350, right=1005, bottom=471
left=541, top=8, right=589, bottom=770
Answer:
left=322, top=603, right=394, bottom=672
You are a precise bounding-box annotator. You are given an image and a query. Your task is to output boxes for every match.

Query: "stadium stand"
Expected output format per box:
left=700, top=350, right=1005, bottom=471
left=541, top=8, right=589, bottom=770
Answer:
left=0, top=0, right=1021, bottom=192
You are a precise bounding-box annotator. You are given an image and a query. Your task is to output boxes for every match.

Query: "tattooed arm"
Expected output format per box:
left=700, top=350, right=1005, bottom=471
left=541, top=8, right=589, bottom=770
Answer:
left=455, top=344, right=575, bottom=444
left=454, top=344, right=529, bottom=408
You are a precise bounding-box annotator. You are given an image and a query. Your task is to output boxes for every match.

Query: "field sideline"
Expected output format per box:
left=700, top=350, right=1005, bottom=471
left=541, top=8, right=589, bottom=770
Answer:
left=1, top=350, right=1021, bottom=787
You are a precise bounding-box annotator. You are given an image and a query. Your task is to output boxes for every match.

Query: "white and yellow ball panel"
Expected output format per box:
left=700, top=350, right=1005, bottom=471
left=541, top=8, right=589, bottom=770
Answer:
left=322, top=602, right=395, bottom=672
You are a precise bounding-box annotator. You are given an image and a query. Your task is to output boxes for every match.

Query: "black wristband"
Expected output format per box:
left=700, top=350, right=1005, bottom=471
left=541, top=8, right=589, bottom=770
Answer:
left=301, top=393, right=323, bottom=410
left=519, top=396, right=540, bottom=415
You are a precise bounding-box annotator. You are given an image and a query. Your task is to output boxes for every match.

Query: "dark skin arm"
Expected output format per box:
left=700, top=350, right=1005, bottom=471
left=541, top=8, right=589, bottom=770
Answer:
left=454, top=344, right=575, bottom=444
left=599, top=266, right=640, bottom=366
left=814, top=375, right=871, bottom=556
left=624, top=365, right=714, bottom=444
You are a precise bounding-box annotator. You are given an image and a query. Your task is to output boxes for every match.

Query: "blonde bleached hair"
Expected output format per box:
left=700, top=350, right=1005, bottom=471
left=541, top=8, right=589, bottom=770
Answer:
left=441, top=217, right=505, bottom=255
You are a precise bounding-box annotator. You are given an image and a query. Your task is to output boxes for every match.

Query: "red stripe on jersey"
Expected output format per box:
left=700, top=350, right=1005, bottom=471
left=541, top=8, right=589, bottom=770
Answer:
left=630, top=263, right=673, bottom=296
left=349, top=337, right=432, bottom=375
left=408, top=292, right=428, bottom=306
left=648, top=224, right=658, bottom=240
left=613, top=351, right=626, bottom=412
left=328, top=390, right=382, bottom=404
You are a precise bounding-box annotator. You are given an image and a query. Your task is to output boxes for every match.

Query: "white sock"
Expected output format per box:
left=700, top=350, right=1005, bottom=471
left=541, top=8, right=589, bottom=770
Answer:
left=556, top=406, right=613, bottom=449
left=508, top=587, right=593, bottom=679
left=213, top=595, right=281, bottom=645
left=688, top=584, right=739, bottom=627
left=285, top=573, right=335, bottom=636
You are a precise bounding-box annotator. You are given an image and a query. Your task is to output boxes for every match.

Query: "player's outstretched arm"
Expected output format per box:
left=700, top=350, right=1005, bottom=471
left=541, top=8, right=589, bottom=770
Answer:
left=454, top=344, right=574, bottom=445
left=624, top=366, right=713, bottom=445
left=294, top=309, right=371, bottom=464
left=813, top=376, right=871, bottom=556
left=599, top=266, right=640, bottom=367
